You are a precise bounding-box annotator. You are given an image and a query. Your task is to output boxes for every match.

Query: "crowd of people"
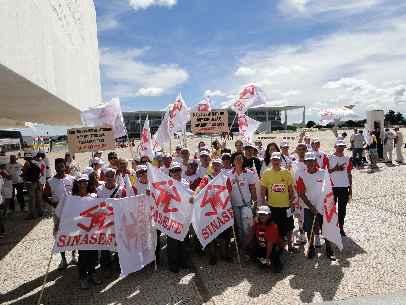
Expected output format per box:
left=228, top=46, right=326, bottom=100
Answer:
left=0, top=128, right=404, bottom=289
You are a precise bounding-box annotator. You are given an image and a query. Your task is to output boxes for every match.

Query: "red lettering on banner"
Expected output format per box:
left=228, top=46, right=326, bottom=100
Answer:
left=323, top=192, right=337, bottom=223
left=152, top=210, right=183, bottom=234
left=200, top=208, right=233, bottom=240
left=56, top=233, right=115, bottom=247
left=200, top=184, right=230, bottom=216
left=151, top=180, right=181, bottom=213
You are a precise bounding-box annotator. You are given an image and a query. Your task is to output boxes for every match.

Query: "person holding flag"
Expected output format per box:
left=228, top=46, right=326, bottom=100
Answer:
left=296, top=152, right=335, bottom=260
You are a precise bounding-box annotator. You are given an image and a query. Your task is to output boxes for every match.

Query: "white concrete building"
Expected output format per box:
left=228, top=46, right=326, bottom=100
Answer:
left=0, top=0, right=101, bottom=125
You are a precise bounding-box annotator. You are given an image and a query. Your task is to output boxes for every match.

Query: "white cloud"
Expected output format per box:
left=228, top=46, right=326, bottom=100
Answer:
left=278, top=0, right=380, bottom=16
left=101, top=48, right=188, bottom=98
left=232, top=17, right=406, bottom=119
left=235, top=67, right=256, bottom=76
left=98, top=16, right=119, bottom=32
left=128, top=0, right=177, bottom=10
left=135, top=87, right=165, bottom=96
left=204, top=89, right=226, bottom=97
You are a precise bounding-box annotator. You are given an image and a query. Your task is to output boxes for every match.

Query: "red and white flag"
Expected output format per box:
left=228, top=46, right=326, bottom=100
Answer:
left=195, top=96, right=212, bottom=112
left=53, top=196, right=116, bottom=253
left=138, top=116, right=154, bottom=160
left=147, top=164, right=193, bottom=241
left=153, top=110, right=171, bottom=151
left=320, top=172, right=343, bottom=250
left=192, top=174, right=234, bottom=248
left=232, top=84, right=267, bottom=114
left=113, top=195, right=156, bottom=277
left=238, top=114, right=261, bottom=145
left=168, top=94, right=189, bottom=134
left=81, top=97, right=127, bottom=139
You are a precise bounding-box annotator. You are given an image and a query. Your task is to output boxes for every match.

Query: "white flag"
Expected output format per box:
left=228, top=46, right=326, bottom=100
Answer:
left=138, top=116, right=154, bottom=160
left=232, top=84, right=267, bottom=114
left=194, top=96, right=212, bottom=112
left=168, top=94, right=189, bottom=134
left=152, top=110, right=171, bottom=151
left=148, top=164, right=193, bottom=241
left=53, top=196, right=116, bottom=253
left=81, top=97, right=127, bottom=139
left=192, top=174, right=234, bottom=248
left=238, top=114, right=261, bottom=145
left=319, top=107, right=357, bottom=126
left=320, top=172, right=343, bottom=250
left=113, top=196, right=156, bottom=277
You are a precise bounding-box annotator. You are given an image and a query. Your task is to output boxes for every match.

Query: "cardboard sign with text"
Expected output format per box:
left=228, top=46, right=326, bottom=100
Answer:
left=68, top=126, right=115, bottom=153
left=191, top=111, right=229, bottom=134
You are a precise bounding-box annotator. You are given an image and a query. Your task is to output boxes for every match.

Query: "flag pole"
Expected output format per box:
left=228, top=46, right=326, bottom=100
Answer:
left=309, top=214, right=317, bottom=247
left=232, top=226, right=242, bottom=268
left=36, top=250, right=54, bottom=305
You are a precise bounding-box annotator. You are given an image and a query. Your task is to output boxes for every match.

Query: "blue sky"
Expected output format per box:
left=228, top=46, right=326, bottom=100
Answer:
left=96, top=0, right=406, bottom=122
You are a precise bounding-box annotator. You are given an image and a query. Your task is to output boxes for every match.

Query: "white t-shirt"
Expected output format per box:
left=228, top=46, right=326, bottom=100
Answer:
left=6, top=163, right=23, bottom=184
left=351, top=133, right=365, bottom=149
left=48, top=175, right=75, bottom=218
left=328, top=154, right=352, bottom=187
left=296, top=169, right=325, bottom=211
left=396, top=131, right=404, bottom=146
left=280, top=154, right=293, bottom=169
left=160, top=166, right=170, bottom=176
left=96, top=184, right=127, bottom=198
left=196, top=165, right=209, bottom=178
left=229, top=169, right=257, bottom=207
left=135, top=182, right=149, bottom=195
left=292, top=159, right=307, bottom=208
left=313, top=150, right=329, bottom=169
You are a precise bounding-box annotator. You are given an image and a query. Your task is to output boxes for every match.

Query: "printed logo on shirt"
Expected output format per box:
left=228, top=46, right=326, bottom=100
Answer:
left=272, top=184, right=286, bottom=193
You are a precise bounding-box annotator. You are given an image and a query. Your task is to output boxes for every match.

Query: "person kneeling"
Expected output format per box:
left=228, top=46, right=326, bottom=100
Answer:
left=247, top=206, right=283, bottom=273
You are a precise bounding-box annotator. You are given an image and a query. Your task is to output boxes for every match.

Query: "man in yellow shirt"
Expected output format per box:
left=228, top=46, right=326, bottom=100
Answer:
left=261, top=152, right=296, bottom=252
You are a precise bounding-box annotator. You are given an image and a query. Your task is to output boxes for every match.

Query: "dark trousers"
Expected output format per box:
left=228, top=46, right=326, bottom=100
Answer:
left=352, top=148, right=363, bottom=167
left=11, top=183, right=25, bottom=211
left=167, top=237, right=189, bottom=270
left=155, top=230, right=161, bottom=264
left=0, top=210, right=4, bottom=234
left=333, top=187, right=350, bottom=228
left=78, top=250, right=98, bottom=280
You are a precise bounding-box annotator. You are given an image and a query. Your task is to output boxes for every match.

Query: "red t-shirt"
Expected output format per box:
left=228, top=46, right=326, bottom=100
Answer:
left=253, top=222, right=280, bottom=247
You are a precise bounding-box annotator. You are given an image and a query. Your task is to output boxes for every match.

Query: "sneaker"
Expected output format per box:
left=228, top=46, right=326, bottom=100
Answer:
left=89, top=274, right=102, bottom=285
left=315, top=235, right=322, bottom=248
left=70, top=256, right=78, bottom=265
left=307, top=246, right=316, bottom=259
left=58, top=260, right=68, bottom=271
left=326, top=246, right=336, bottom=261
left=80, top=279, right=90, bottom=290
left=296, top=232, right=307, bottom=244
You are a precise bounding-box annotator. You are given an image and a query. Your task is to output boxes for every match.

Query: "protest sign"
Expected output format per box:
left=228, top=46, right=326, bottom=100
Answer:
left=113, top=195, right=156, bottom=276
left=191, top=111, right=229, bottom=134
left=148, top=164, right=193, bottom=241
left=67, top=126, right=114, bottom=153
left=53, top=196, right=116, bottom=253
left=192, top=174, right=234, bottom=248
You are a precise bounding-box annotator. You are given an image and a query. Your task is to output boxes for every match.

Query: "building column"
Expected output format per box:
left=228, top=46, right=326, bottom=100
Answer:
left=265, top=111, right=269, bottom=133
left=284, top=110, right=288, bottom=130
left=302, top=106, right=306, bottom=125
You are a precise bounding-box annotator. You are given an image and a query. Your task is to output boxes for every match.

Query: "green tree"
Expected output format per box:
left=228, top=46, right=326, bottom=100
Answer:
left=385, top=110, right=397, bottom=124
left=306, top=120, right=316, bottom=128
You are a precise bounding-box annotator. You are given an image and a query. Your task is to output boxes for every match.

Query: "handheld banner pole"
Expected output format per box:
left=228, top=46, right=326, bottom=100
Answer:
left=37, top=251, right=54, bottom=305
left=232, top=226, right=242, bottom=268
left=309, top=214, right=317, bottom=247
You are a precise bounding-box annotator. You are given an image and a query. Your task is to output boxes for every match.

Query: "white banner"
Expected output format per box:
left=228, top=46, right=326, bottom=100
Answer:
left=148, top=164, right=193, bottom=241
left=53, top=196, right=116, bottom=253
left=168, top=94, right=189, bottom=134
left=321, top=172, right=343, bottom=250
left=153, top=110, right=171, bottom=151
left=192, top=174, right=234, bottom=248
left=81, top=97, right=127, bottom=139
left=113, top=196, right=156, bottom=277
left=138, top=116, right=154, bottom=160
left=238, top=114, right=261, bottom=145
left=232, top=84, right=267, bottom=114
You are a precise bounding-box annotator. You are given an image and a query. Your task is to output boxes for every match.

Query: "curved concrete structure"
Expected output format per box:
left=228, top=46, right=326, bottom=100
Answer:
left=0, top=0, right=101, bottom=125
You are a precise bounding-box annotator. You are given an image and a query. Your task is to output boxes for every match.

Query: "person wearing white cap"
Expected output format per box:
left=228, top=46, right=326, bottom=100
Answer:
left=43, top=158, right=76, bottom=270
left=244, top=143, right=261, bottom=176
left=161, top=153, right=172, bottom=176
left=134, top=165, right=149, bottom=195
left=246, top=205, right=283, bottom=272
left=166, top=162, right=191, bottom=273
left=261, top=151, right=297, bottom=253
left=91, top=157, right=105, bottom=180
left=196, top=150, right=211, bottom=178
left=328, top=140, right=353, bottom=236
left=311, top=138, right=329, bottom=169
left=180, top=148, right=190, bottom=176
left=280, top=141, right=293, bottom=170
left=71, top=174, right=101, bottom=289
left=296, top=152, right=335, bottom=260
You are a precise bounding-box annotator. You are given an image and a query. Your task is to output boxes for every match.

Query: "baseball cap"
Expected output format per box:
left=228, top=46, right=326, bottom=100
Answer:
left=244, top=142, right=257, bottom=149
left=335, top=140, right=347, bottom=147
left=136, top=165, right=148, bottom=173
left=280, top=141, right=289, bottom=148
left=169, top=162, right=182, bottom=171
left=199, top=150, right=210, bottom=157
left=312, top=138, right=320, bottom=144
left=271, top=152, right=281, bottom=160
left=93, top=157, right=105, bottom=165
left=212, top=158, right=222, bottom=165
left=257, top=205, right=271, bottom=215
left=82, top=167, right=94, bottom=176
left=103, top=167, right=116, bottom=175
left=176, top=145, right=182, bottom=150
left=221, top=152, right=231, bottom=160
left=76, top=174, right=89, bottom=182
left=304, top=152, right=317, bottom=161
